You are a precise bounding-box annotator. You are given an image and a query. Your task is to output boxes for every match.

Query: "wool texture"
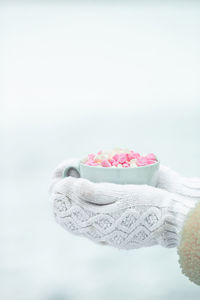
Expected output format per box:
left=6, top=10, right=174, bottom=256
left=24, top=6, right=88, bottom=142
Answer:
left=177, top=201, right=200, bottom=286
left=49, top=160, right=199, bottom=250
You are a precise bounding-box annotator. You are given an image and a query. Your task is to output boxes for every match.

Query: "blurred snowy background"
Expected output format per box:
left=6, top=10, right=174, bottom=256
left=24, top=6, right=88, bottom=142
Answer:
left=1, top=1, right=200, bottom=300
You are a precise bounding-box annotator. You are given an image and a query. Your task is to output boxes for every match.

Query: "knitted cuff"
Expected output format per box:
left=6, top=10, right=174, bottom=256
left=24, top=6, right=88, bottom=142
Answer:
left=177, top=200, right=200, bottom=286
left=157, top=193, right=197, bottom=248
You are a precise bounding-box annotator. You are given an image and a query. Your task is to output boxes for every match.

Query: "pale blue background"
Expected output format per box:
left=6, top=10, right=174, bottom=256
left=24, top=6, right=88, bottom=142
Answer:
left=1, top=1, right=200, bottom=300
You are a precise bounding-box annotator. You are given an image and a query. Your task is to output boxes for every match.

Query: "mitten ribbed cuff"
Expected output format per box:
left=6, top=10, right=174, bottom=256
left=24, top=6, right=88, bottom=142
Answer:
left=160, top=194, right=198, bottom=248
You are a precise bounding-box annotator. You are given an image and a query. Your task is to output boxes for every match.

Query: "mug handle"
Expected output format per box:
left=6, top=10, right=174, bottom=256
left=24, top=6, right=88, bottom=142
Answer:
left=63, top=159, right=81, bottom=178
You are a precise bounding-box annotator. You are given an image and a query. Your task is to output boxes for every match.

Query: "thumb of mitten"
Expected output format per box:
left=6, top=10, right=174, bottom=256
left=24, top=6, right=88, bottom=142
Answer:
left=48, top=159, right=80, bottom=195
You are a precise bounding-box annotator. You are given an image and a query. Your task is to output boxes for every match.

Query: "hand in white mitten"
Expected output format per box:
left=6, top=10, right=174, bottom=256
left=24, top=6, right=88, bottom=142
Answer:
left=49, top=160, right=200, bottom=285
left=49, top=160, right=199, bottom=250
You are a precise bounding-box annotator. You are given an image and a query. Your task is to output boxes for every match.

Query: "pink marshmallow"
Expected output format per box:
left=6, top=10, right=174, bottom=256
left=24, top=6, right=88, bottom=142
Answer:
left=83, top=149, right=157, bottom=168
left=136, top=157, right=148, bottom=166
left=118, top=153, right=127, bottom=164
left=133, top=153, right=141, bottom=159
left=88, top=153, right=95, bottom=160
left=122, top=163, right=130, bottom=168
left=109, top=158, right=115, bottom=164
left=85, top=160, right=94, bottom=166
left=101, top=159, right=111, bottom=167
left=113, top=154, right=119, bottom=161
left=146, top=159, right=156, bottom=165
left=146, top=153, right=157, bottom=161
left=127, top=150, right=135, bottom=161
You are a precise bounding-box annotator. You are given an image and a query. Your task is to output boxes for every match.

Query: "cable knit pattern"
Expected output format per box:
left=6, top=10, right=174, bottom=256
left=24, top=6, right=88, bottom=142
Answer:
left=49, top=160, right=199, bottom=250
left=53, top=193, right=166, bottom=249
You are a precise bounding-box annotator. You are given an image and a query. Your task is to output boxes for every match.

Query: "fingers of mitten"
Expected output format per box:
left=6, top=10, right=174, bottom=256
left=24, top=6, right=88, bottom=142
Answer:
left=52, top=175, right=170, bottom=209
left=157, top=165, right=200, bottom=198
left=76, top=181, right=119, bottom=205
left=157, top=165, right=178, bottom=188
left=180, top=177, right=200, bottom=198
left=52, top=176, right=119, bottom=205
left=86, top=181, right=159, bottom=205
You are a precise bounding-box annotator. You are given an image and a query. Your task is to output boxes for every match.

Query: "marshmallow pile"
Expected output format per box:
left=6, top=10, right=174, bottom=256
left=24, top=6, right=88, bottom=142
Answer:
left=81, top=148, right=157, bottom=168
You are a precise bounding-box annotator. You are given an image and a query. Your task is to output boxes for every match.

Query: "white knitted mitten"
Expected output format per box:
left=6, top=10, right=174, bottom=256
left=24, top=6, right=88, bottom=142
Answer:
left=49, top=160, right=199, bottom=250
